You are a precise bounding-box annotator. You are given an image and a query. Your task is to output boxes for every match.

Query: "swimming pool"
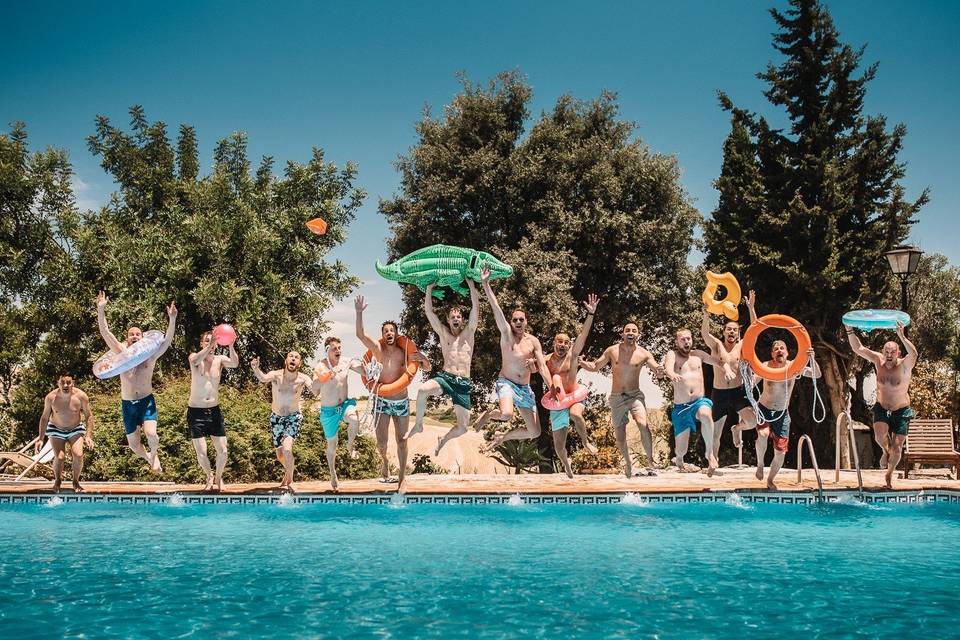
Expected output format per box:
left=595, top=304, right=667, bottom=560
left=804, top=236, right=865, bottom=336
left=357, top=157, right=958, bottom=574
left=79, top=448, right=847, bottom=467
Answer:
left=2, top=493, right=958, bottom=639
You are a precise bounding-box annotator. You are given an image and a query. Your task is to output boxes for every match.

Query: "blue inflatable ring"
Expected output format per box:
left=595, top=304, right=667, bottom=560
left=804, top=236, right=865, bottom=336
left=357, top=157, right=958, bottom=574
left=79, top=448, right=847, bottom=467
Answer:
left=842, top=309, right=911, bottom=332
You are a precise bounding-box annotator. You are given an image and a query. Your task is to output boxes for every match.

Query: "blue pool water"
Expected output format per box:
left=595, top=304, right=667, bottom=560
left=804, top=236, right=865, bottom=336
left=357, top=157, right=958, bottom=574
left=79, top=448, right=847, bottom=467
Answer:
left=2, top=497, right=958, bottom=639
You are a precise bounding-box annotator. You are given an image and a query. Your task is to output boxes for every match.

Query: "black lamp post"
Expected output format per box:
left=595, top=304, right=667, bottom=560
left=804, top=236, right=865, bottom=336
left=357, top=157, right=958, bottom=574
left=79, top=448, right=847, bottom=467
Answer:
left=884, top=244, right=923, bottom=311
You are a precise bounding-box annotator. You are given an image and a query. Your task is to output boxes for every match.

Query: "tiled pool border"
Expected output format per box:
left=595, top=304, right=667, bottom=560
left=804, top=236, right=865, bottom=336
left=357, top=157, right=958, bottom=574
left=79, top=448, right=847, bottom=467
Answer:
left=2, top=489, right=959, bottom=506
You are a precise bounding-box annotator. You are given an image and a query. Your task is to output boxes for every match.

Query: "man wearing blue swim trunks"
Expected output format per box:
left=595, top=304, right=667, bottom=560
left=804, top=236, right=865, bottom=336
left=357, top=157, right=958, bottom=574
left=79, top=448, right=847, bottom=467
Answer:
left=311, top=337, right=364, bottom=491
left=664, top=329, right=733, bottom=477
left=848, top=320, right=918, bottom=488
left=96, top=291, right=176, bottom=473
left=544, top=294, right=600, bottom=478
left=251, top=352, right=312, bottom=493
left=471, top=267, right=552, bottom=453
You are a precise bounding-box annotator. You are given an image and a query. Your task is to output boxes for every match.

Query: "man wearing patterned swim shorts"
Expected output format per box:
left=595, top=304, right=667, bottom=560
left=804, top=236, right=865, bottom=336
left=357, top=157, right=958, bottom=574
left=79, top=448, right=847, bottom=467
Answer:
left=251, top=351, right=311, bottom=492
left=664, top=329, right=733, bottom=477
left=407, top=279, right=480, bottom=457
left=580, top=323, right=664, bottom=477
left=848, top=320, right=917, bottom=489
left=36, top=375, right=95, bottom=492
left=311, top=337, right=364, bottom=491
left=471, top=267, right=552, bottom=453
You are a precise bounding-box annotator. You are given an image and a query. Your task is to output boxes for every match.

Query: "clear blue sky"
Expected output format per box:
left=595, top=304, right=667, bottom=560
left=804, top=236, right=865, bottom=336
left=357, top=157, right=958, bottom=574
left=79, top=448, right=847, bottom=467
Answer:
left=3, top=0, right=958, bottom=366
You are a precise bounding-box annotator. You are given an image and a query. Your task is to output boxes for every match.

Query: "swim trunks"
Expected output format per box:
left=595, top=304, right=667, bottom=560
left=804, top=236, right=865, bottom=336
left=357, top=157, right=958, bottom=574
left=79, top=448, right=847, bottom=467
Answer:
left=757, top=402, right=791, bottom=452
left=610, top=389, right=646, bottom=429
left=711, top=386, right=750, bottom=422
left=549, top=409, right=570, bottom=431
left=121, top=394, right=158, bottom=435
left=45, top=424, right=85, bottom=441
left=375, top=396, right=409, bottom=417
left=187, top=405, right=225, bottom=439
left=495, top=377, right=536, bottom=411
left=270, top=411, right=303, bottom=448
left=434, top=370, right=472, bottom=410
left=320, top=398, right=357, bottom=439
left=671, top=397, right=713, bottom=436
left=873, top=404, right=913, bottom=436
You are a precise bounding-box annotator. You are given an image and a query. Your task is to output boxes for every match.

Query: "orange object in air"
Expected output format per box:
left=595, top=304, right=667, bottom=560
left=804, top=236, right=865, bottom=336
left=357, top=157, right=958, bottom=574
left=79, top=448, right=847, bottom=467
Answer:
left=306, top=217, right=328, bottom=235
left=360, top=335, right=420, bottom=396
left=741, top=314, right=811, bottom=381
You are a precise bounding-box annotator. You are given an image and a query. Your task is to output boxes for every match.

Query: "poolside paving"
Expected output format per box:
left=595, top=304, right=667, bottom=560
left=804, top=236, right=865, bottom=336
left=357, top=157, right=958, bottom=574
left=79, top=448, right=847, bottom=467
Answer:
left=2, top=466, right=958, bottom=495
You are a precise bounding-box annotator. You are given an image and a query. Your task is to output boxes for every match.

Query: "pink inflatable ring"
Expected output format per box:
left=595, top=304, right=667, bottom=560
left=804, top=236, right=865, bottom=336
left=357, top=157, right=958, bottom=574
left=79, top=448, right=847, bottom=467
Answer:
left=541, top=384, right=590, bottom=411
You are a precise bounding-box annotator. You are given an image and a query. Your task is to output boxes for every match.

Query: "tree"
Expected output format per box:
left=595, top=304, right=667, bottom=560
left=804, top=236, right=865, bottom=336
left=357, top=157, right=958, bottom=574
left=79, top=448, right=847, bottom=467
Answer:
left=381, top=71, right=700, bottom=468
left=7, top=108, right=365, bottom=444
left=704, top=0, right=927, bottom=464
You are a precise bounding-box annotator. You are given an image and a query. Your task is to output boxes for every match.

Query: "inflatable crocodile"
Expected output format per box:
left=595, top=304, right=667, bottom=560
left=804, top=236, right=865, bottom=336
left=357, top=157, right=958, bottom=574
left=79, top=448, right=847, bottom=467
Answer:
left=375, top=244, right=513, bottom=299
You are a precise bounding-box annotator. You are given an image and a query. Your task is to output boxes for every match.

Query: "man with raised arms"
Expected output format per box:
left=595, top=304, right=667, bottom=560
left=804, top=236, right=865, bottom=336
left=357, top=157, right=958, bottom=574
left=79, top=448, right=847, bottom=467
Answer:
left=579, top=322, right=663, bottom=477
left=471, top=267, right=552, bottom=452
left=36, top=375, right=95, bottom=492
left=700, top=291, right=756, bottom=463
left=187, top=330, right=239, bottom=492
left=96, top=290, right=176, bottom=472
left=664, top=329, right=733, bottom=476
left=251, top=351, right=311, bottom=492
left=311, top=336, right=364, bottom=491
left=847, top=321, right=917, bottom=489
left=408, top=279, right=480, bottom=457
left=355, top=296, right=417, bottom=490
left=543, top=294, right=601, bottom=478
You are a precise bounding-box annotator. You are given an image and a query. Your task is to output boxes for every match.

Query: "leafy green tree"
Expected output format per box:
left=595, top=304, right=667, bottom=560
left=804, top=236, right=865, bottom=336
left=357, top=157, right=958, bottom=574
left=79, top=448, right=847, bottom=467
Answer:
left=704, top=0, right=927, bottom=463
left=381, top=72, right=700, bottom=468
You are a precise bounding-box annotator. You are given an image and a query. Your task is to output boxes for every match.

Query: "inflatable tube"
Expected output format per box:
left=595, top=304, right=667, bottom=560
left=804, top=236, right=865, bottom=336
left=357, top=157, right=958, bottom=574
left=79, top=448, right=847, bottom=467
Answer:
left=375, top=244, right=513, bottom=299
left=842, top=309, right=911, bottom=332
left=541, top=384, right=589, bottom=411
left=92, top=330, right=165, bottom=379
left=360, top=335, right=420, bottom=396
left=306, top=217, right=327, bottom=235
left=741, top=314, right=811, bottom=381
left=702, top=271, right=741, bottom=321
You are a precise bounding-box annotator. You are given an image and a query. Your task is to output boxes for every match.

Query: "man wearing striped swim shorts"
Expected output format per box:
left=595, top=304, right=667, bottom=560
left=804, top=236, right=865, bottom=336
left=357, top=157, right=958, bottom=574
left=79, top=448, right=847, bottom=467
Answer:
left=36, top=375, right=95, bottom=492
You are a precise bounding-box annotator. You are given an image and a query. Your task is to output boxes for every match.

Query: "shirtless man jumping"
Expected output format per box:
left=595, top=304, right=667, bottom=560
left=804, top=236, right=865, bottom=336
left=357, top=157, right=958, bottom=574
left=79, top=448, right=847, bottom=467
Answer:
left=471, top=267, right=552, bottom=452
left=356, top=296, right=419, bottom=490
left=579, top=323, right=664, bottom=477
left=96, top=290, right=176, bottom=472
left=251, top=351, right=311, bottom=492
left=664, top=329, right=733, bottom=476
left=848, top=321, right=918, bottom=488
left=187, top=330, right=239, bottom=491
left=544, top=294, right=600, bottom=478
left=36, top=375, right=95, bottom=492
left=701, top=291, right=757, bottom=462
left=408, top=279, right=479, bottom=456
left=311, top=336, right=363, bottom=491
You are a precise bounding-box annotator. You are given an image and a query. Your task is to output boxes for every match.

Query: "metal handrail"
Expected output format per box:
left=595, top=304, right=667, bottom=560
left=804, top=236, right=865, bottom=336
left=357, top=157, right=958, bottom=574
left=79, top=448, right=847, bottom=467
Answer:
left=833, top=393, right=865, bottom=500
left=797, top=434, right=824, bottom=502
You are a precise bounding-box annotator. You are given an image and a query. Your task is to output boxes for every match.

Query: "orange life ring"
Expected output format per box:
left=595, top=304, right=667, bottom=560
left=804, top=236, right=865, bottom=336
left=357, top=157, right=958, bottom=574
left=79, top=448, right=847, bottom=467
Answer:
left=741, top=314, right=811, bottom=381
left=702, top=271, right=742, bottom=321
left=360, top=335, right=420, bottom=396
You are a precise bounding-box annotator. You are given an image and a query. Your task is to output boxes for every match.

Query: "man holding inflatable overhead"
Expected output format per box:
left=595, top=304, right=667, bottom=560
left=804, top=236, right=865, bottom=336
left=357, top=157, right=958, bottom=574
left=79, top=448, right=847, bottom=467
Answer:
left=355, top=296, right=420, bottom=491
left=408, top=280, right=479, bottom=457
left=471, top=267, right=552, bottom=453
left=847, top=321, right=918, bottom=489
left=579, top=323, right=664, bottom=477
left=737, top=294, right=821, bottom=489
left=543, top=294, right=600, bottom=478
left=187, top=329, right=239, bottom=492
left=311, top=336, right=364, bottom=491
left=96, top=290, right=176, bottom=473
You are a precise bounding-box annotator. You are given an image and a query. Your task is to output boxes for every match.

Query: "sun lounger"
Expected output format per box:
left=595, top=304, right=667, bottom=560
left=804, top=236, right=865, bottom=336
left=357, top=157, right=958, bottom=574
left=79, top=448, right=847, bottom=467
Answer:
left=0, top=437, right=55, bottom=481
left=900, top=419, right=960, bottom=479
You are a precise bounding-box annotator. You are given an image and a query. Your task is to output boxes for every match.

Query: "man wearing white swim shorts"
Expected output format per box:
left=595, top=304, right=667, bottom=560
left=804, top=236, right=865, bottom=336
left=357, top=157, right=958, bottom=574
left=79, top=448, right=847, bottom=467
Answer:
left=471, top=266, right=552, bottom=453
left=36, top=375, right=95, bottom=492
left=251, top=351, right=311, bottom=493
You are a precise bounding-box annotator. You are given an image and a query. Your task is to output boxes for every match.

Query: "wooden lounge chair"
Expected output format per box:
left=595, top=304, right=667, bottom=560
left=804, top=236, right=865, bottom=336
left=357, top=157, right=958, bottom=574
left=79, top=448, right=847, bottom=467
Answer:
left=900, top=419, right=960, bottom=479
left=0, top=437, right=55, bottom=481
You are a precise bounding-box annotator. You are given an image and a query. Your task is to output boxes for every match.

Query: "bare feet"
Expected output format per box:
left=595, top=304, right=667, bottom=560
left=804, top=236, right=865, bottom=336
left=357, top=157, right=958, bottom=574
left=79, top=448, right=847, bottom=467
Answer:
left=731, top=426, right=743, bottom=448
left=150, top=451, right=163, bottom=473
left=330, top=474, right=339, bottom=492
left=755, top=466, right=764, bottom=481
left=483, top=433, right=506, bottom=453
left=434, top=437, right=444, bottom=457
left=203, top=473, right=214, bottom=492
left=213, top=478, right=222, bottom=493
left=403, top=423, right=423, bottom=441
left=706, top=455, right=718, bottom=478
left=52, top=481, right=62, bottom=493
left=584, top=440, right=599, bottom=455
left=885, top=468, right=894, bottom=489
left=880, top=450, right=889, bottom=470
left=72, top=481, right=84, bottom=492
left=472, top=408, right=494, bottom=432
left=766, top=479, right=778, bottom=490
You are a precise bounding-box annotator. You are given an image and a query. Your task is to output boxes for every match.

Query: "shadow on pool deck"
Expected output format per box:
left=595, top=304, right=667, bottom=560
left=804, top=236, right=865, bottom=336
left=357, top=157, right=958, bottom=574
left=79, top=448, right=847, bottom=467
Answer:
left=2, top=467, right=958, bottom=495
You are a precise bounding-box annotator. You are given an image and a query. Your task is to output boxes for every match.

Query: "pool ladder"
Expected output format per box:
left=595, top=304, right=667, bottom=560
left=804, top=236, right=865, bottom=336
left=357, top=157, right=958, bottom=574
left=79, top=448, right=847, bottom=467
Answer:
left=796, top=435, right=825, bottom=502
left=833, top=407, right=865, bottom=500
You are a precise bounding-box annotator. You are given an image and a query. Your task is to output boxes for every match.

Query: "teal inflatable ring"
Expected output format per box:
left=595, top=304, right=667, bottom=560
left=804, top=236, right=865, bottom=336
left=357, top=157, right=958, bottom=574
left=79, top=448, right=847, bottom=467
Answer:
left=842, top=309, right=911, bottom=332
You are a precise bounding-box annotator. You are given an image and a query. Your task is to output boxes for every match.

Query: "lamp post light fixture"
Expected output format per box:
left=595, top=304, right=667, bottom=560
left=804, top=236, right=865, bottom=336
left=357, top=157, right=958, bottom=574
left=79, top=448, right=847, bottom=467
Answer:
left=884, top=244, right=923, bottom=311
